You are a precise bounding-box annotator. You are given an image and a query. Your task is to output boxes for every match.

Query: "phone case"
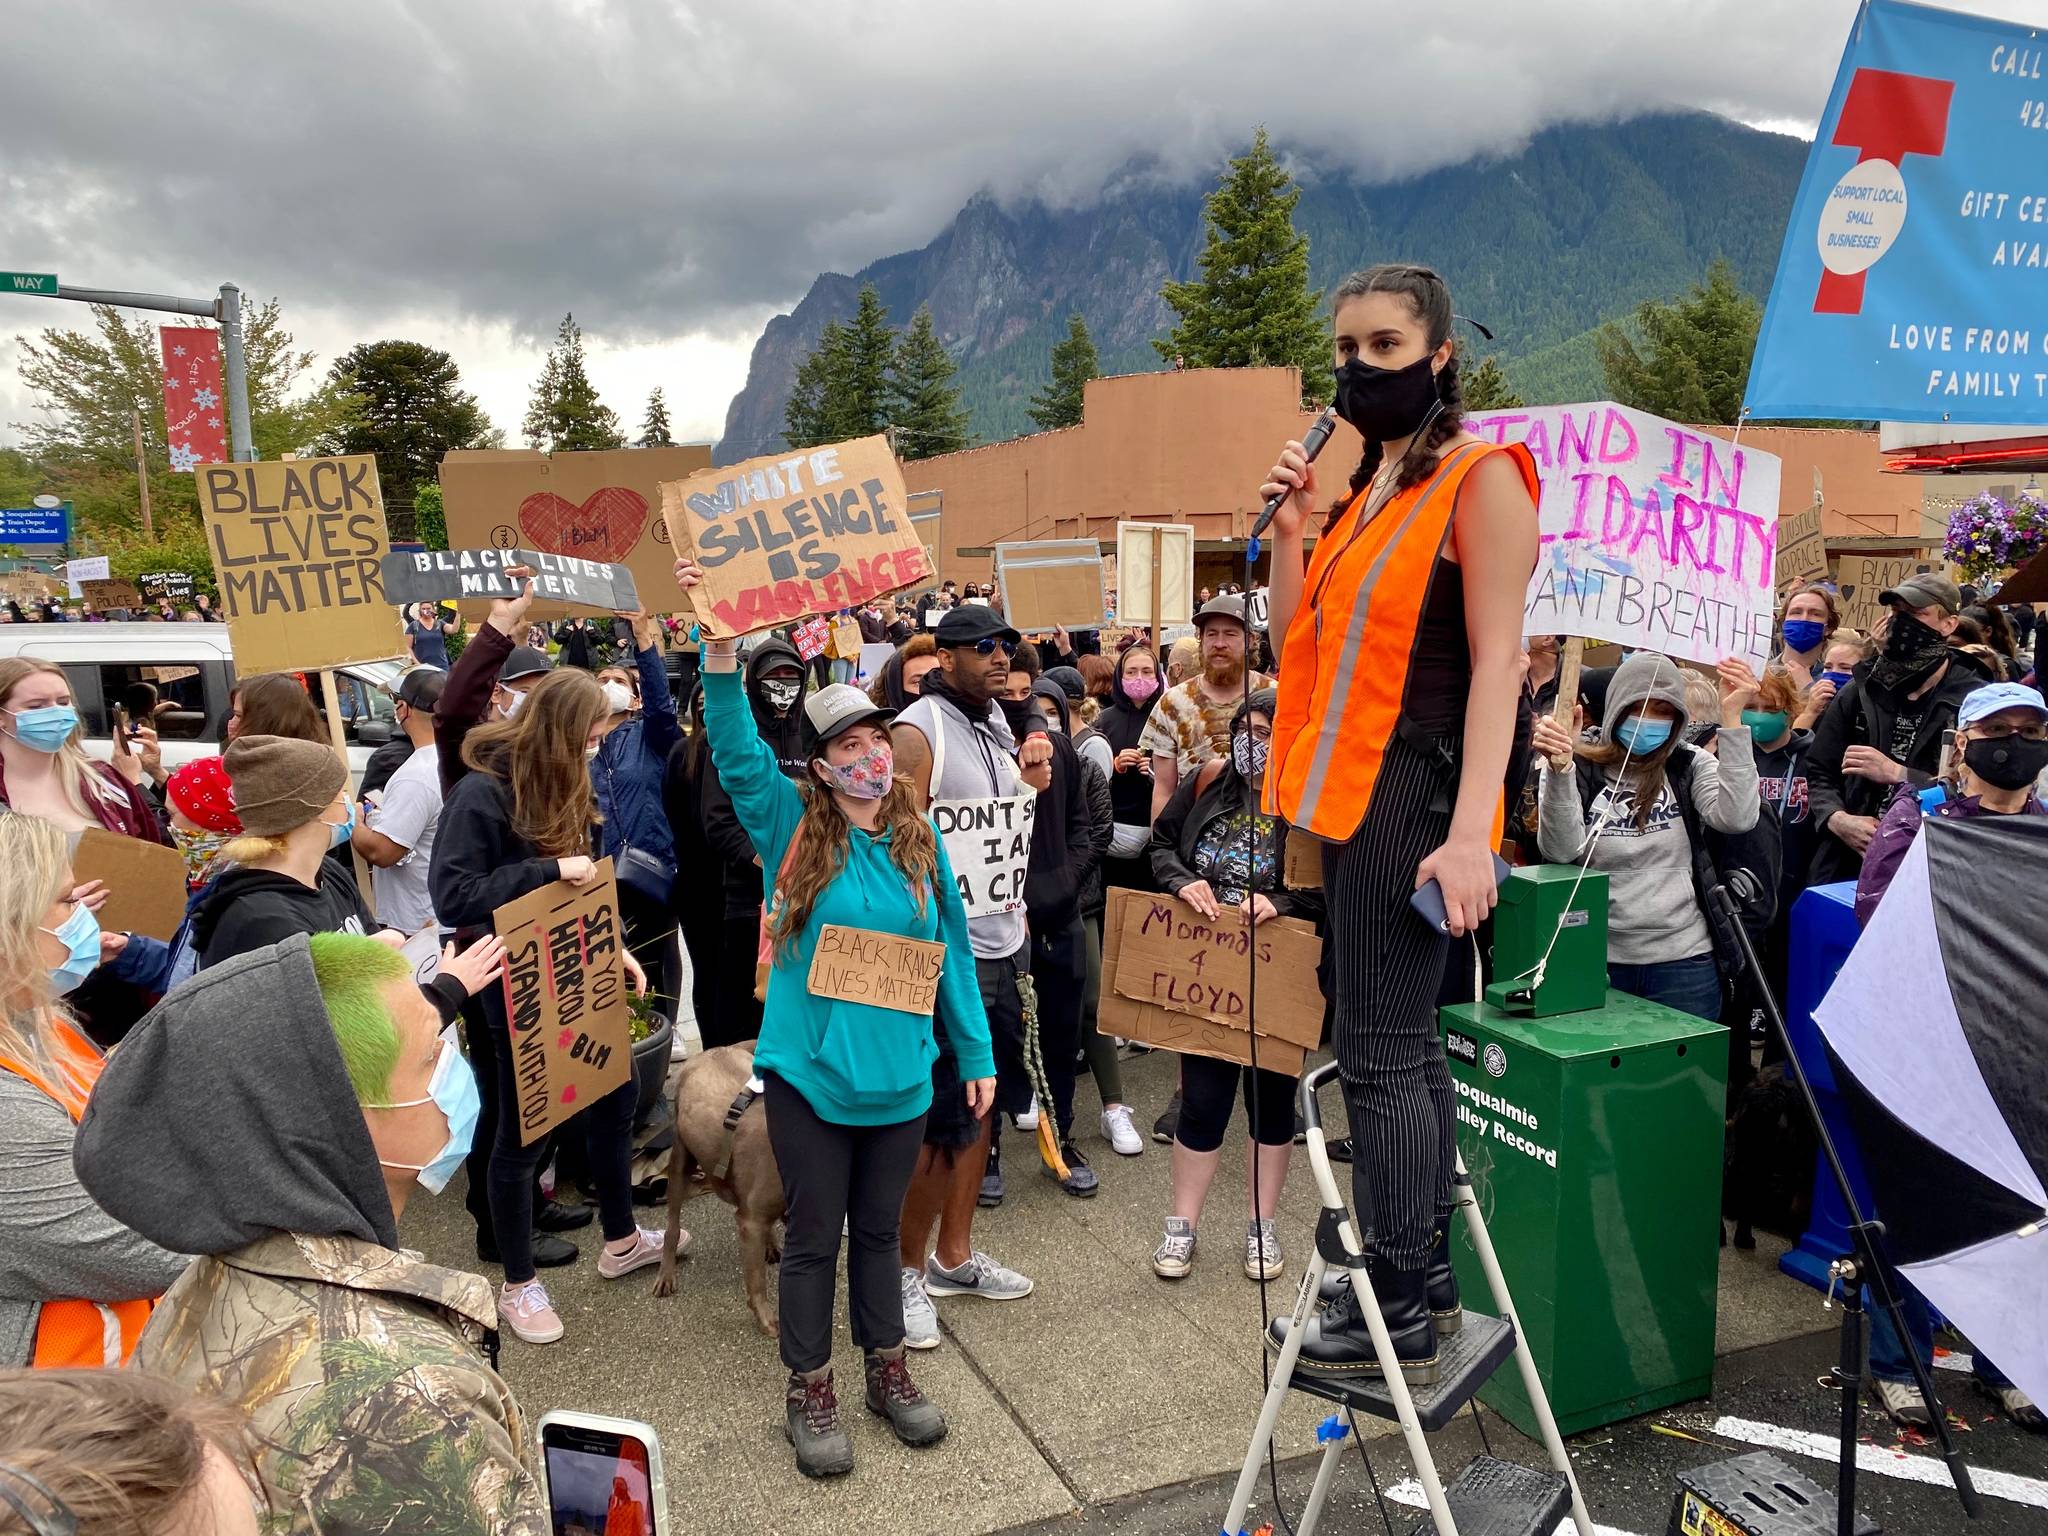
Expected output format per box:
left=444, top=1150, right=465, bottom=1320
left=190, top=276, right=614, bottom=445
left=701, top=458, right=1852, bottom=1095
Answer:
left=1409, top=853, right=1513, bottom=933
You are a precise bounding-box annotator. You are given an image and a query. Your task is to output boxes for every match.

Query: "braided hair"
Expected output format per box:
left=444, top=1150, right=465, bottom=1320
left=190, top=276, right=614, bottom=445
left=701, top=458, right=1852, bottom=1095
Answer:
left=1327, top=264, right=1465, bottom=530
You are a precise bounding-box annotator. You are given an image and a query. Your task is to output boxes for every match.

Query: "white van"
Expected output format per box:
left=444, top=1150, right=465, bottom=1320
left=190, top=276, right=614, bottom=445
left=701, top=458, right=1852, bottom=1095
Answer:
left=0, top=621, right=412, bottom=783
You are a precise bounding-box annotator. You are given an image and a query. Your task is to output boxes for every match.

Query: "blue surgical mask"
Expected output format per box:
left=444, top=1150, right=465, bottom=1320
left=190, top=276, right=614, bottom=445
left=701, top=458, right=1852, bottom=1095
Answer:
left=1613, top=715, right=1674, bottom=754
left=369, top=1037, right=481, bottom=1194
left=40, top=901, right=102, bottom=996
left=1781, top=619, right=1827, bottom=654
left=327, top=799, right=356, bottom=850
left=1820, top=669, right=1854, bottom=689
left=7, top=705, right=78, bottom=754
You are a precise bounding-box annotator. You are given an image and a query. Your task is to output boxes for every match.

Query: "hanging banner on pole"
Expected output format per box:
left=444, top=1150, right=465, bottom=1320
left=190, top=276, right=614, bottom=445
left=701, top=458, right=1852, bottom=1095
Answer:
left=159, top=327, right=229, bottom=473
left=1744, top=0, right=2048, bottom=425
left=659, top=434, right=930, bottom=638
left=1465, top=402, right=1782, bottom=670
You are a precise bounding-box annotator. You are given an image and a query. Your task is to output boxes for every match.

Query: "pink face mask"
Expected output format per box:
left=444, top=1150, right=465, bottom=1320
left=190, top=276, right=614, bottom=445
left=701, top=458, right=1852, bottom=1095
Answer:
left=1121, top=675, right=1160, bottom=703
left=817, top=742, right=894, bottom=800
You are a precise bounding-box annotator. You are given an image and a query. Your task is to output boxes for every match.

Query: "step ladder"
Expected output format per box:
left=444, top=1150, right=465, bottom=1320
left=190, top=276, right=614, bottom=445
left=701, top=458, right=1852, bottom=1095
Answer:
left=1224, top=1062, right=1594, bottom=1536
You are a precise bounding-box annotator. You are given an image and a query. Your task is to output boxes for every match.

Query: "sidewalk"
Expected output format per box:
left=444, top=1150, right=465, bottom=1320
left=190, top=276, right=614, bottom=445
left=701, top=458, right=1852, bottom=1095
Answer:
left=400, top=1047, right=1832, bottom=1534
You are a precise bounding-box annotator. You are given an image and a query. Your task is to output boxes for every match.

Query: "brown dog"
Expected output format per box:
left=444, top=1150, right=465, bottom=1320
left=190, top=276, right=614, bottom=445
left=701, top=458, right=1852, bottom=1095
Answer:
left=652, top=1041, right=784, bottom=1337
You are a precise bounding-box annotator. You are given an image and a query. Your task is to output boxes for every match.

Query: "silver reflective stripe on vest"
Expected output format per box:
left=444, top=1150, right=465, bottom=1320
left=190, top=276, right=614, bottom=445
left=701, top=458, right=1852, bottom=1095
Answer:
left=1295, top=446, right=1483, bottom=831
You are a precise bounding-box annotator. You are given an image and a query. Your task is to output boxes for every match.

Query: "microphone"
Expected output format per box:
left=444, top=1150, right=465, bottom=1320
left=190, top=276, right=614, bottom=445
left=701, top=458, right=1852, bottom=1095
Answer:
left=1247, top=407, right=1338, bottom=563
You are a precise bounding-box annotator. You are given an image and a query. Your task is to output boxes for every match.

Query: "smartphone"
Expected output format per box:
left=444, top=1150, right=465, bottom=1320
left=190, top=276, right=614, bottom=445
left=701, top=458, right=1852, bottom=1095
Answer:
left=111, top=704, right=131, bottom=756
left=1410, top=852, right=1513, bottom=934
left=538, top=1411, right=665, bottom=1536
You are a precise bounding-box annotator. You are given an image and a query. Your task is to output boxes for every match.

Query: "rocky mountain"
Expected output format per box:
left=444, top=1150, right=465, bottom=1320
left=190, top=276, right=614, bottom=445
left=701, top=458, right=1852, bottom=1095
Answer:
left=715, top=113, right=1807, bottom=464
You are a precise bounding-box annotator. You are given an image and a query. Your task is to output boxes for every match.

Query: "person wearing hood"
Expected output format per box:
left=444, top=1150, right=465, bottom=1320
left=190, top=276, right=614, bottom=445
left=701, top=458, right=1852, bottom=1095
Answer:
left=868, top=634, right=940, bottom=711
left=591, top=610, right=684, bottom=1019
left=108, top=756, right=242, bottom=1000
left=1805, top=573, right=1991, bottom=886
left=0, top=814, right=188, bottom=1370
left=73, top=931, right=549, bottom=1532
left=698, top=635, right=812, bottom=1050
left=1092, top=645, right=1164, bottom=894
left=663, top=683, right=722, bottom=1043
left=1532, top=651, right=1762, bottom=1021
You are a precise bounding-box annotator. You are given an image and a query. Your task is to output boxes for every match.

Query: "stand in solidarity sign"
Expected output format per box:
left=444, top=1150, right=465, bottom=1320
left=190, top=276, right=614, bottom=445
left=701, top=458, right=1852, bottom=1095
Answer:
left=1464, top=402, right=1782, bottom=669
left=660, top=434, right=932, bottom=638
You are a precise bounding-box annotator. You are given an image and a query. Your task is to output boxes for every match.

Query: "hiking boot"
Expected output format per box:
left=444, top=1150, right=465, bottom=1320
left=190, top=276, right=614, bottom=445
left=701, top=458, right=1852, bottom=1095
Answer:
left=1053, top=1140, right=1098, bottom=1198
left=925, top=1249, right=1034, bottom=1301
left=1101, top=1103, right=1143, bottom=1156
left=901, top=1267, right=940, bottom=1350
left=535, top=1198, right=594, bottom=1232
left=1245, top=1218, right=1284, bottom=1281
left=1152, top=1093, right=1181, bottom=1145
left=498, top=1280, right=564, bottom=1345
left=978, top=1143, right=1004, bottom=1208
left=864, top=1348, right=948, bottom=1447
left=1983, top=1380, right=2046, bottom=1431
left=1872, top=1377, right=1932, bottom=1428
left=1267, top=1253, right=1438, bottom=1384
left=597, top=1226, right=674, bottom=1280
left=1152, top=1216, right=1197, bottom=1280
left=1426, top=1220, right=1462, bottom=1336
left=784, top=1368, right=855, bottom=1478
left=477, top=1232, right=577, bottom=1269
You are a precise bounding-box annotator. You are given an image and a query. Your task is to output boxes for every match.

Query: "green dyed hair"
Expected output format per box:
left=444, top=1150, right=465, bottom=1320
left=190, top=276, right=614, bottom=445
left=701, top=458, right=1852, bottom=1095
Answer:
left=307, top=932, right=411, bottom=1104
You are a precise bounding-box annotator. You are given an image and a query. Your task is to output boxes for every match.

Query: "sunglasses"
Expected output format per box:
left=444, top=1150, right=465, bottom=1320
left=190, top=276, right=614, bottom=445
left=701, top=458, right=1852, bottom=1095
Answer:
left=958, top=637, right=1014, bottom=657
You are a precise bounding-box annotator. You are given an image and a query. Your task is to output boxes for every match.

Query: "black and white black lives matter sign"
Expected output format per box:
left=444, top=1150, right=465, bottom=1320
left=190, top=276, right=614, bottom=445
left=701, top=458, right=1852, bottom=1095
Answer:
left=379, top=547, right=641, bottom=613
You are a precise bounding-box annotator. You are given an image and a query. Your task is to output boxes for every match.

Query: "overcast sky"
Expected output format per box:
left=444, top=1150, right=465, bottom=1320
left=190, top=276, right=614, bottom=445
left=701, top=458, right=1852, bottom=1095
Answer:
left=2, top=0, right=2036, bottom=455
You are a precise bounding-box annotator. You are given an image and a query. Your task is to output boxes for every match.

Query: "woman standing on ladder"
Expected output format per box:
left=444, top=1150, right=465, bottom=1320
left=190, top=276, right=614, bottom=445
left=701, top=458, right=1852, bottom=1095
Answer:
left=1258, top=264, right=1538, bottom=1384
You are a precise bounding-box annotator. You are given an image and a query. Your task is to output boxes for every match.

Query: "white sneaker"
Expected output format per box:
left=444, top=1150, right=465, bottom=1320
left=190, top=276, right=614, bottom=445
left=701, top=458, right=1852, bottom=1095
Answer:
left=1244, top=1218, right=1284, bottom=1281
left=1014, top=1095, right=1039, bottom=1131
left=1873, top=1377, right=1932, bottom=1428
left=499, top=1280, right=564, bottom=1344
left=1101, top=1104, right=1143, bottom=1157
left=901, top=1267, right=940, bottom=1349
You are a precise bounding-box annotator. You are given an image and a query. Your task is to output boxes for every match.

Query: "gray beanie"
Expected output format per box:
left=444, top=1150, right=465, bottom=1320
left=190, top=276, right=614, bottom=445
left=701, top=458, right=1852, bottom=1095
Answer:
left=1600, top=652, right=1690, bottom=742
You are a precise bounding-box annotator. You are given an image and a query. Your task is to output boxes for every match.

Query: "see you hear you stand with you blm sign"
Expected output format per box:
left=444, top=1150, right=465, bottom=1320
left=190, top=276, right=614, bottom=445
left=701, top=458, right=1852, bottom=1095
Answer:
left=1463, top=402, right=1782, bottom=670
left=661, top=434, right=931, bottom=638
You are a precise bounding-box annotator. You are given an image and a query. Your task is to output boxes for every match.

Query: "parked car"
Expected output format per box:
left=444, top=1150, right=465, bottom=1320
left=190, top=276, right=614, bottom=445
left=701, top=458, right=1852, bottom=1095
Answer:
left=0, top=622, right=409, bottom=784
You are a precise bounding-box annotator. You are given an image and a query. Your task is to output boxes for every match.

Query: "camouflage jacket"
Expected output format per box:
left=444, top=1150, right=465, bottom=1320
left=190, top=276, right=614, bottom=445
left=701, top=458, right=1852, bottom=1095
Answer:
left=134, top=1232, right=547, bottom=1536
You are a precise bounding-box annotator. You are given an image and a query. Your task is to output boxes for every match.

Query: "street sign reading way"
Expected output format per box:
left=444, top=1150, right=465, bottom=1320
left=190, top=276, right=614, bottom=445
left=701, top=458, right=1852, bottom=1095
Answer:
left=2, top=273, right=58, bottom=296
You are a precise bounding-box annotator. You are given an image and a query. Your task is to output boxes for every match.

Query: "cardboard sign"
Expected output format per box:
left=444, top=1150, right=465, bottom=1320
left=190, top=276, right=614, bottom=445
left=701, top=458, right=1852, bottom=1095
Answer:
left=196, top=455, right=406, bottom=675
left=661, top=435, right=930, bottom=638
left=932, top=792, right=1035, bottom=919
left=1774, top=505, right=1829, bottom=597
left=1115, top=523, right=1195, bottom=629
left=0, top=573, right=57, bottom=605
left=379, top=546, right=641, bottom=612
left=81, top=578, right=141, bottom=609
left=828, top=616, right=864, bottom=660
left=1834, top=552, right=1937, bottom=634
left=140, top=570, right=195, bottom=602
left=806, top=924, right=945, bottom=1015
left=1098, top=887, right=1321, bottom=1073
left=993, top=539, right=1107, bottom=631
left=1283, top=826, right=1323, bottom=890
left=493, top=860, right=633, bottom=1145
left=71, top=828, right=187, bottom=943
left=1465, top=403, right=1783, bottom=670
left=792, top=615, right=830, bottom=661
left=439, top=443, right=711, bottom=621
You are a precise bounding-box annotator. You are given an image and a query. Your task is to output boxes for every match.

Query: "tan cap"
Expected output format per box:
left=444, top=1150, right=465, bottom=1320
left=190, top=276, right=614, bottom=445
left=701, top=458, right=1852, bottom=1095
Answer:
left=223, top=734, right=347, bottom=838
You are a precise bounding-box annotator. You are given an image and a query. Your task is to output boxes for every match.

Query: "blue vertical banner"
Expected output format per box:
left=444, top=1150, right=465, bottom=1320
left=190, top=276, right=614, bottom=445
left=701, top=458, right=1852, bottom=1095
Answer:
left=1744, top=0, right=2048, bottom=425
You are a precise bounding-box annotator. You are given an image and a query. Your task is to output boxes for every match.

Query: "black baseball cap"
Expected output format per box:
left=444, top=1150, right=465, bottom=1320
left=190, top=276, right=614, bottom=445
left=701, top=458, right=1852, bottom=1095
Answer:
left=396, top=667, right=446, bottom=710
left=934, top=605, right=1021, bottom=649
left=499, top=645, right=553, bottom=683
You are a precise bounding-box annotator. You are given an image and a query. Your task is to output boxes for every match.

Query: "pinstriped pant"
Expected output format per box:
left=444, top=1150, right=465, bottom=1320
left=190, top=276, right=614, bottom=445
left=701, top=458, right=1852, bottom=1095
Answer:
left=1322, top=732, right=1457, bottom=1271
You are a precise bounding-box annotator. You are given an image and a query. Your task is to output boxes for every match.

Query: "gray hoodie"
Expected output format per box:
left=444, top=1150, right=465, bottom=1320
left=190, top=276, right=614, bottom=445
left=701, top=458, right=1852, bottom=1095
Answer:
left=1537, top=652, right=1758, bottom=965
left=75, top=934, right=398, bottom=1255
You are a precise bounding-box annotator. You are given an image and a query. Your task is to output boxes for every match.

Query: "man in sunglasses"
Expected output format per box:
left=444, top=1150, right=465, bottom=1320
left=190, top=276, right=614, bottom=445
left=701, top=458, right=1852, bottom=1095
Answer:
left=890, top=605, right=1052, bottom=1347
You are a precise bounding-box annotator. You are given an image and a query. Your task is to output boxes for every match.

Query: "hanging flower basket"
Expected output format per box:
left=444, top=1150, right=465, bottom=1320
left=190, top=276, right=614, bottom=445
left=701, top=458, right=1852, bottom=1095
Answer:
left=1944, top=489, right=2048, bottom=583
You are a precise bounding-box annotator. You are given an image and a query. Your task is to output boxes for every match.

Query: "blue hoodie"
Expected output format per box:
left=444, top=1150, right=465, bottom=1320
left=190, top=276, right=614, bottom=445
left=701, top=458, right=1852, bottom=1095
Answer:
left=702, top=668, right=993, bottom=1125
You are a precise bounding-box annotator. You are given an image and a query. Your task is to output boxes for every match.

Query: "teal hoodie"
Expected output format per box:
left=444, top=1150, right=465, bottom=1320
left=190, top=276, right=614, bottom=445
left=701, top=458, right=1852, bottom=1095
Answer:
left=703, top=668, right=994, bottom=1125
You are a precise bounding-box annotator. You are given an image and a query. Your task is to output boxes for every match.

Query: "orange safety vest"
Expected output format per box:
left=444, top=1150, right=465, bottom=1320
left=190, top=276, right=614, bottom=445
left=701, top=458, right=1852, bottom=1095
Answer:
left=0, top=1022, right=154, bottom=1368
left=1266, top=440, right=1539, bottom=842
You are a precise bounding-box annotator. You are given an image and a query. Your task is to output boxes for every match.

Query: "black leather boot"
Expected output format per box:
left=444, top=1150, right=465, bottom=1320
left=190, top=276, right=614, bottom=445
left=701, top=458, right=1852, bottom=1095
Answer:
left=1271, top=1254, right=1439, bottom=1384
left=1426, top=1220, right=1462, bottom=1336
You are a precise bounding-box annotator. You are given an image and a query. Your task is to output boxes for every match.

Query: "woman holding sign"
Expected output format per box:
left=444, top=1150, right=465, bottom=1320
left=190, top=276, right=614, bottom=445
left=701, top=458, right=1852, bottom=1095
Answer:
left=1258, top=265, right=1538, bottom=1384
left=676, top=558, right=995, bottom=1482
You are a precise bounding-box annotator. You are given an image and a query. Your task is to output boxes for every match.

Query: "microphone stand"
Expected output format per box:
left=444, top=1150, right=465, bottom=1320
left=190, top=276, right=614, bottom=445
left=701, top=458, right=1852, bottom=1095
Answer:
left=1708, top=882, right=1981, bottom=1529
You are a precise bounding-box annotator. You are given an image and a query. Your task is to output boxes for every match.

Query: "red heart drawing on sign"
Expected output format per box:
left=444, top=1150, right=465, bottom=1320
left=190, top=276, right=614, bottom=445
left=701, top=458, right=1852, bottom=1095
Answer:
left=561, top=1084, right=578, bottom=1105
left=518, top=487, right=648, bottom=563
left=557, top=1028, right=575, bottom=1049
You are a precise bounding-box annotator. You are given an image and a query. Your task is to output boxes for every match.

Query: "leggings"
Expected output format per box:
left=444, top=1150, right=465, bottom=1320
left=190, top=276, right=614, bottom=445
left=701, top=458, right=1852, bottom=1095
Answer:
left=764, top=1071, right=927, bottom=1374
left=1324, top=733, right=1457, bottom=1271
left=1175, top=1053, right=1297, bottom=1153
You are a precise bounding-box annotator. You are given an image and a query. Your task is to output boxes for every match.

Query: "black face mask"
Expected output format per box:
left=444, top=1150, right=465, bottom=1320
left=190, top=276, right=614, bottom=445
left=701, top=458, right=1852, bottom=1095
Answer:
left=1964, top=733, right=2048, bottom=792
left=1332, top=354, right=1441, bottom=442
left=1869, top=611, right=1950, bottom=696
left=997, top=697, right=1036, bottom=739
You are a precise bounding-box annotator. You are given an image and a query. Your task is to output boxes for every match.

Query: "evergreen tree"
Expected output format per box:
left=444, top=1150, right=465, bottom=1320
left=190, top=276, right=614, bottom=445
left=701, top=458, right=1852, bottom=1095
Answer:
left=837, top=285, right=897, bottom=437
left=1462, top=354, right=1525, bottom=411
left=784, top=321, right=846, bottom=450
left=1597, top=259, right=1761, bottom=425
left=888, top=307, right=971, bottom=460
left=640, top=387, right=674, bottom=447
left=523, top=313, right=625, bottom=452
left=325, top=340, right=493, bottom=511
left=1028, top=313, right=1099, bottom=431
left=1155, top=127, right=1329, bottom=404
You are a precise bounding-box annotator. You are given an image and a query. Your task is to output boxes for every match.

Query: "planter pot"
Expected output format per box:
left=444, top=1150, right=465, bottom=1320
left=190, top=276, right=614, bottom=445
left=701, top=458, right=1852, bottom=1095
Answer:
left=631, top=1013, right=673, bottom=1123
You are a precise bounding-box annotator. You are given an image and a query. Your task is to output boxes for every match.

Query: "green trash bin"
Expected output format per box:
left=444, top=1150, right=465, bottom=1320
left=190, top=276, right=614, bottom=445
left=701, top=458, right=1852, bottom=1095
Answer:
left=1439, top=990, right=1727, bottom=1438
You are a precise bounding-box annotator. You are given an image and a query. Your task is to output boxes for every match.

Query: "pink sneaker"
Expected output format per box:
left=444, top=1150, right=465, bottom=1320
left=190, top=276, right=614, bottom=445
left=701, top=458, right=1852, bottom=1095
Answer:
left=598, top=1226, right=676, bottom=1280
left=498, top=1280, right=563, bottom=1344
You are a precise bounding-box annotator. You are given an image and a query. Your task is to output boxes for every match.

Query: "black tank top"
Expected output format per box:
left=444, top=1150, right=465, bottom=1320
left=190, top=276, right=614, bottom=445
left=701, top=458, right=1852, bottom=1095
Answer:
left=1400, top=555, right=1471, bottom=736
